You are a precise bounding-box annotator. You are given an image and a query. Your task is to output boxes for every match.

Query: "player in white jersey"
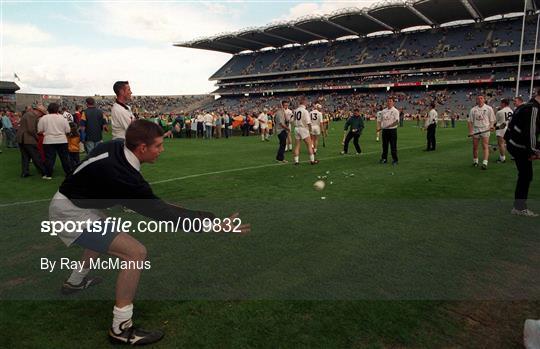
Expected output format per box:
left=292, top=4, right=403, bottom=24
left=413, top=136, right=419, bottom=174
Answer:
left=495, top=98, right=513, bottom=163
left=258, top=108, right=269, bottom=141
left=293, top=96, right=318, bottom=165
left=284, top=107, right=293, bottom=151
left=310, top=104, right=323, bottom=154
left=375, top=105, right=383, bottom=142
left=468, top=95, right=496, bottom=169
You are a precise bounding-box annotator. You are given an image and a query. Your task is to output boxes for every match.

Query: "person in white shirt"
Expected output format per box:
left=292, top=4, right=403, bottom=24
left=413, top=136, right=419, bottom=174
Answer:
left=310, top=104, right=323, bottom=154
left=258, top=108, right=269, bottom=141
left=377, top=97, right=400, bottom=165
left=495, top=98, right=513, bottom=163
left=468, top=95, right=496, bottom=169
left=375, top=105, right=383, bottom=142
left=111, top=81, right=135, bottom=140
left=292, top=96, right=318, bottom=165
left=37, top=102, right=72, bottom=179
left=62, top=107, right=74, bottom=123
left=204, top=112, right=214, bottom=139
left=284, top=106, right=293, bottom=151
left=425, top=103, right=438, bottom=151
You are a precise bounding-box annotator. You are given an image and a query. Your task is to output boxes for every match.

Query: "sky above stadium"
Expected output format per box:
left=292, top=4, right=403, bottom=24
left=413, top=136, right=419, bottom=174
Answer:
left=0, top=0, right=381, bottom=96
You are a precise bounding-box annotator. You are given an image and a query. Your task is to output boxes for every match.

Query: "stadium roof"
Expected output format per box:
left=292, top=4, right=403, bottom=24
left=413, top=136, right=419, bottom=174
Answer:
left=0, top=81, right=20, bottom=93
left=175, top=0, right=537, bottom=54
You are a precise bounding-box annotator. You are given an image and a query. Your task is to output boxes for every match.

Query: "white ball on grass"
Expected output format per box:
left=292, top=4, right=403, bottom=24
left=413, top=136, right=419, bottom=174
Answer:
left=313, top=180, right=326, bottom=191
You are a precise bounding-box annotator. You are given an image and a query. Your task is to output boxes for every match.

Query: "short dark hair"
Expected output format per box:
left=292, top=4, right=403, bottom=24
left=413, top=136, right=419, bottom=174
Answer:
left=281, top=100, right=289, bottom=105
left=430, top=102, right=436, bottom=108
left=86, top=97, right=95, bottom=106
left=113, top=81, right=129, bottom=96
left=353, top=108, right=360, bottom=113
left=501, top=98, right=510, bottom=106
left=515, top=96, right=524, bottom=102
left=47, top=103, right=59, bottom=114
left=125, top=119, right=164, bottom=151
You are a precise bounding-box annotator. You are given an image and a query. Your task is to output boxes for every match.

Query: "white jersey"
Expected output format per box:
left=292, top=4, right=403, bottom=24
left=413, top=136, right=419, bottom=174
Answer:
left=284, top=109, right=293, bottom=124
left=63, top=111, right=74, bottom=123
left=310, top=110, right=323, bottom=127
left=425, top=109, right=438, bottom=128
left=468, top=104, right=495, bottom=130
left=380, top=106, right=400, bottom=129
left=258, top=113, right=268, bottom=124
left=111, top=102, right=135, bottom=140
left=293, top=105, right=311, bottom=129
left=496, top=106, right=513, bottom=127
left=376, top=111, right=383, bottom=122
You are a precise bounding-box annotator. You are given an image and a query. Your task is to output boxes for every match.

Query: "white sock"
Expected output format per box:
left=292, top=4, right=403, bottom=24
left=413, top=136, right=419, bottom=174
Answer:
left=309, top=154, right=315, bottom=162
left=473, top=158, right=479, bottom=164
left=483, top=159, right=488, bottom=165
left=112, top=304, right=134, bottom=333
left=294, top=156, right=299, bottom=163
left=500, top=155, right=506, bottom=161
left=314, top=148, right=317, bottom=153
left=67, top=267, right=89, bottom=285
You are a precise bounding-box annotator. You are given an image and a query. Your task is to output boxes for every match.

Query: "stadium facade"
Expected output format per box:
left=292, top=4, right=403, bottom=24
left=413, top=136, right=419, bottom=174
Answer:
left=176, top=0, right=540, bottom=118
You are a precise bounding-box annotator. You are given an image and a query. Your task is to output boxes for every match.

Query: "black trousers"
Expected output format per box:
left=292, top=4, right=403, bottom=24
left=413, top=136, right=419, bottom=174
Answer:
left=426, top=124, right=436, bottom=151
left=242, top=124, right=250, bottom=136
left=19, top=143, right=46, bottom=176
left=197, top=123, right=204, bottom=138
left=43, top=143, right=72, bottom=177
left=276, top=130, right=287, bottom=161
left=69, top=152, right=80, bottom=169
left=343, top=131, right=361, bottom=154
left=381, top=129, right=398, bottom=162
left=509, top=146, right=533, bottom=210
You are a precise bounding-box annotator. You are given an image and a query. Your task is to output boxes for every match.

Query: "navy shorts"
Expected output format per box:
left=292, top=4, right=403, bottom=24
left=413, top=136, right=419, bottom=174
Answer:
left=73, top=220, right=121, bottom=253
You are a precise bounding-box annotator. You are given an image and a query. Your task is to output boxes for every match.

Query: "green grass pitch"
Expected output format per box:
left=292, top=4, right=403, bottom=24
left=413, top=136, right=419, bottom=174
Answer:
left=1, top=120, right=539, bottom=348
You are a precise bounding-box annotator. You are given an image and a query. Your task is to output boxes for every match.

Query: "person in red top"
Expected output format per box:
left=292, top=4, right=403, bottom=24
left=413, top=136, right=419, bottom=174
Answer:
left=73, top=105, right=83, bottom=125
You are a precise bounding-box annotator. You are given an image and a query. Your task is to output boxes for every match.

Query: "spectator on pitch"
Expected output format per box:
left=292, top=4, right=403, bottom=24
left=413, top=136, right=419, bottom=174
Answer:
left=514, top=96, right=525, bottom=112
left=1, top=109, right=17, bottom=148
left=73, top=105, right=83, bottom=125
left=241, top=113, right=250, bottom=137
left=378, top=97, right=400, bottom=165
left=190, top=115, right=197, bottom=138
left=16, top=104, right=47, bottom=178
left=62, top=107, right=74, bottom=123
left=425, top=103, right=438, bottom=151
left=341, top=108, right=364, bottom=155
left=37, top=102, right=72, bottom=179
left=274, top=100, right=290, bottom=163
left=214, top=113, right=222, bottom=139
left=80, top=97, right=107, bottom=155
left=310, top=104, right=323, bottom=154
left=292, top=96, right=318, bottom=165
left=67, top=122, right=81, bottom=168
left=257, top=108, right=269, bottom=141
left=505, top=90, right=540, bottom=217
left=223, top=112, right=231, bottom=138
left=468, top=95, right=496, bottom=170
left=204, top=112, right=213, bottom=139
left=196, top=112, right=205, bottom=138
left=375, top=105, right=383, bottom=142
left=49, top=119, right=250, bottom=345
left=495, top=99, right=513, bottom=163
left=111, top=81, right=135, bottom=140
left=284, top=103, right=293, bottom=151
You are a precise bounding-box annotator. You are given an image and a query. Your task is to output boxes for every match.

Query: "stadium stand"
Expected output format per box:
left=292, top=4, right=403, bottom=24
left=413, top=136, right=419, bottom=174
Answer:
left=176, top=0, right=540, bottom=119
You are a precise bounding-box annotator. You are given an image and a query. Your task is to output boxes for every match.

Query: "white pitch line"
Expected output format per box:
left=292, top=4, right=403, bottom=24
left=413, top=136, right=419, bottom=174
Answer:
left=0, top=139, right=456, bottom=207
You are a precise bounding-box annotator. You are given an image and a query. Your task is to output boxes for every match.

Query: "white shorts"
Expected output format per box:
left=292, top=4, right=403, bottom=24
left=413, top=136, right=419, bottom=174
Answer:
left=496, top=128, right=507, bottom=138
left=473, top=127, right=490, bottom=139
left=311, top=126, right=321, bottom=136
left=295, top=127, right=310, bottom=140
left=260, top=124, right=267, bottom=130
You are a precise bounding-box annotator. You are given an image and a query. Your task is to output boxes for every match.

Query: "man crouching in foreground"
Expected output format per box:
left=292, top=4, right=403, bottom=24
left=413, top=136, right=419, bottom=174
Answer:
left=48, top=119, right=250, bottom=345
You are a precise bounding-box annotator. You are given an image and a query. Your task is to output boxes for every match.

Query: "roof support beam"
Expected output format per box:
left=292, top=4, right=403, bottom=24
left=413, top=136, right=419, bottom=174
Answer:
left=323, top=19, right=360, bottom=36
left=407, top=4, right=434, bottom=26
left=212, top=39, right=252, bottom=51
left=292, top=25, right=329, bottom=40
left=236, top=35, right=274, bottom=48
left=462, top=0, right=482, bottom=20
left=261, top=31, right=299, bottom=44
left=362, top=12, right=394, bottom=31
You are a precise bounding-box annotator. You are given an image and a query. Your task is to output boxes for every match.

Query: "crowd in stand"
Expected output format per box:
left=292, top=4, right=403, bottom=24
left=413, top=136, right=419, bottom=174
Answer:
left=214, top=17, right=538, bottom=79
